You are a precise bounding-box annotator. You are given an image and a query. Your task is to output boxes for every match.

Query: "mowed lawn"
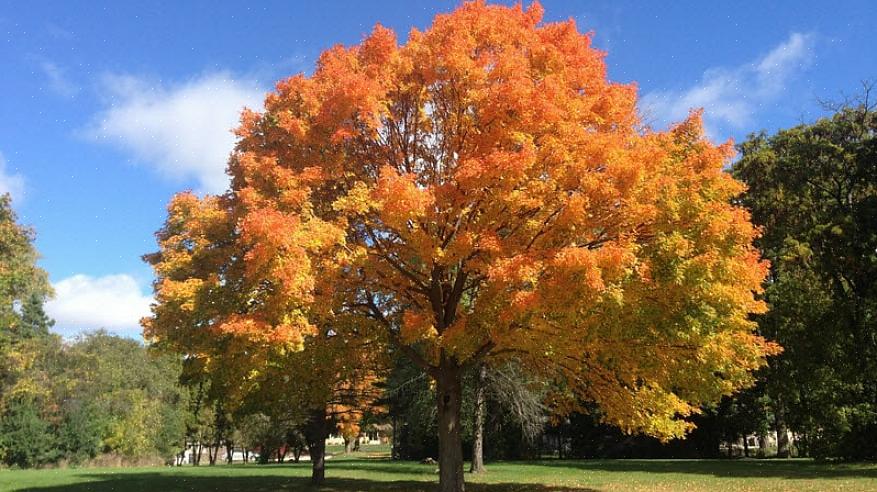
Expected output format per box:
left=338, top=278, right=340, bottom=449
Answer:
left=2, top=455, right=877, bottom=492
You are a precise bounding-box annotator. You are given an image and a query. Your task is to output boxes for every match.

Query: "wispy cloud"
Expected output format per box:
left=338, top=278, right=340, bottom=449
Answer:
left=45, top=22, right=74, bottom=41
left=578, top=5, right=624, bottom=52
left=39, top=60, right=78, bottom=97
left=85, top=72, right=264, bottom=193
left=45, top=273, right=152, bottom=339
left=641, top=32, right=815, bottom=136
left=0, top=152, right=25, bottom=201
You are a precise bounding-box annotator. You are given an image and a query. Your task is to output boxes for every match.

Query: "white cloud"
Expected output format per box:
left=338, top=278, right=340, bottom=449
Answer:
left=641, top=33, right=815, bottom=135
left=39, top=60, right=78, bottom=97
left=0, top=152, right=25, bottom=201
left=86, top=72, right=264, bottom=193
left=46, top=274, right=153, bottom=338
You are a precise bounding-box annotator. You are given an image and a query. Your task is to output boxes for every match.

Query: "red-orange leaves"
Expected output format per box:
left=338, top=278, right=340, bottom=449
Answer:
left=359, top=24, right=399, bottom=79
left=373, top=166, right=434, bottom=231
left=401, top=310, right=437, bottom=345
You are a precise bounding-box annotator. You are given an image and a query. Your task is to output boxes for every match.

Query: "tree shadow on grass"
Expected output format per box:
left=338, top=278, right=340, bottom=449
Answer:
left=14, top=471, right=596, bottom=492
left=528, top=459, right=877, bottom=481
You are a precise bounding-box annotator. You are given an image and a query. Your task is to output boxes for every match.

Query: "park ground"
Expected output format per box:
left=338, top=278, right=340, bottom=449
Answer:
left=2, top=448, right=877, bottom=492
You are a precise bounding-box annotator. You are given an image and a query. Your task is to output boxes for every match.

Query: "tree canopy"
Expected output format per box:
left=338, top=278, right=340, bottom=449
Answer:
left=145, top=2, right=778, bottom=489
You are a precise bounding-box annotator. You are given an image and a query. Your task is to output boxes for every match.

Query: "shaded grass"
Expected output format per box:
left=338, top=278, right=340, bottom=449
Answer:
left=2, top=457, right=876, bottom=491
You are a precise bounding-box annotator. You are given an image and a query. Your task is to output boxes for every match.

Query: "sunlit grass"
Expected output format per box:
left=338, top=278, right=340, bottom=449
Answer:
left=2, top=455, right=876, bottom=491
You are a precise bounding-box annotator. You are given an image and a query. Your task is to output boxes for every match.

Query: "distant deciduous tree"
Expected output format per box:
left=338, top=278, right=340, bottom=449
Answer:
left=734, top=85, right=877, bottom=459
left=0, top=193, right=53, bottom=411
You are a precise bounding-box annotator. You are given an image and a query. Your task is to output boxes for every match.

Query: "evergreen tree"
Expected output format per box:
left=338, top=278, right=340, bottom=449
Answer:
left=17, top=293, right=54, bottom=339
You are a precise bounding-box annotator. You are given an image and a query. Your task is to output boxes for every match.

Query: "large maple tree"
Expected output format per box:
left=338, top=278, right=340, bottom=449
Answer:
left=146, top=2, right=778, bottom=490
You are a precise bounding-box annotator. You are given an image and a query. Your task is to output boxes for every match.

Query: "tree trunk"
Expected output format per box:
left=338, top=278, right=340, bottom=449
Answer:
left=557, top=427, right=564, bottom=459
left=391, top=414, right=398, bottom=460
left=775, top=405, right=791, bottom=458
left=436, top=365, right=465, bottom=492
left=757, top=433, right=767, bottom=458
left=226, top=441, right=234, bottom=464
left=195, top=442, right=203, bottom=466
left=743, top=435, right=749, bottom=457
left=305, top=407, right=328, bottom=484
left=345, top=437, right=354, bottom=454
left=208, top=444, right=218, bottom=465
left=470, top=363, right=486, bottom=474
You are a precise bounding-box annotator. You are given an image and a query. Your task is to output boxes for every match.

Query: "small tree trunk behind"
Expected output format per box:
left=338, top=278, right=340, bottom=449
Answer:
left=757, top=433, right=767, bottom=458
left=208, top=444, right=218, bottom=465
left=557, top=427, right=564, bottom=459
left=470, top=363, right=486, bottom=474
left=743, top=436, right=749, bottom=457
left=195, top=442, right=203, bottom=466
left=775, top=408, right=791, bottom=458
left=391, top=414, right=398, bottom=460
left=305, top=407, right=328, bottom=484
left=436, top=365, right=466, bottom=492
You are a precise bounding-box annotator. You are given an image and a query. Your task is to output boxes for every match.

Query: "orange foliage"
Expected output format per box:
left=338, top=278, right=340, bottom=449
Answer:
left=145, top=1, right=778, bottom=442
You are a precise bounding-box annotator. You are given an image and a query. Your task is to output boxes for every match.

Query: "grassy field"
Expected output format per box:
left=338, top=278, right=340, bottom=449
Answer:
left=2, top=453, right=876, bottom=491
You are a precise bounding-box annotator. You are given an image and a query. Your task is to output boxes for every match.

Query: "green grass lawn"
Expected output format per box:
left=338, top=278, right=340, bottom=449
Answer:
left=2, top=454, right=876, bottom=491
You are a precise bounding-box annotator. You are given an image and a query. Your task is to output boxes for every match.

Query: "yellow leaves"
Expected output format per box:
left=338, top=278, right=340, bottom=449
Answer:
left=332, top=181, right=373, bottom=215
left=701, top=331, right=782, bottom=376
left=610, top=385, right=698, bottom=442
left=156, top=278, right=203, bottom=311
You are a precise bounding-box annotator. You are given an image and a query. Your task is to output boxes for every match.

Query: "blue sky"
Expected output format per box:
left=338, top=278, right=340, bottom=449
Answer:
left=1, top=1, right=875, bottom=338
